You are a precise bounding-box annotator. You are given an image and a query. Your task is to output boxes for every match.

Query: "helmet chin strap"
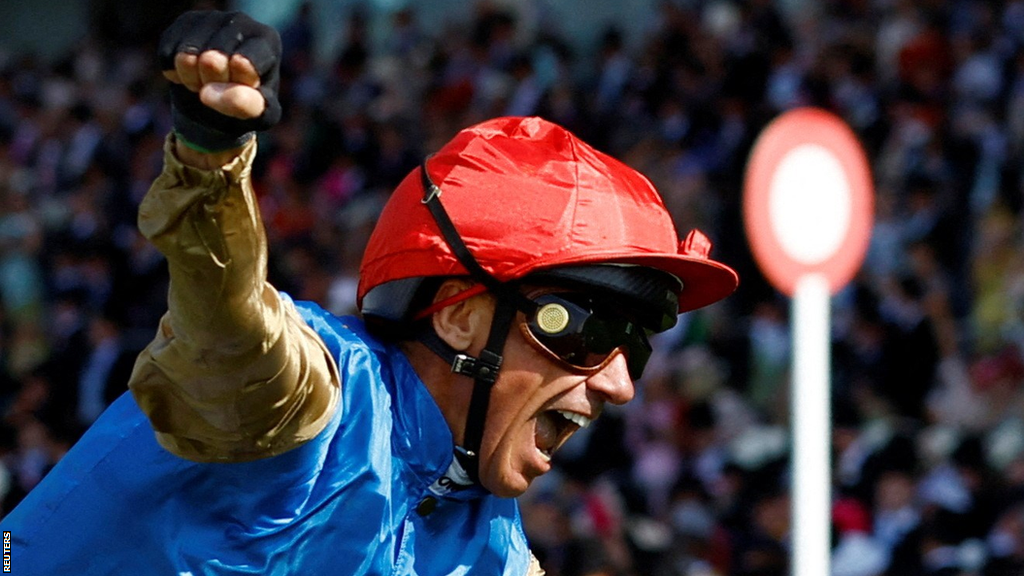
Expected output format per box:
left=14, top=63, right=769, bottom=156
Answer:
left=418, top=161, right=535, bottom=486
left=418, top=298, right=518, bottom=483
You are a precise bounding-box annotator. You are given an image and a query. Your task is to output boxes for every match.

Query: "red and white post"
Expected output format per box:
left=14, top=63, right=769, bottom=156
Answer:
left=744, top=108, right=874, bottom=576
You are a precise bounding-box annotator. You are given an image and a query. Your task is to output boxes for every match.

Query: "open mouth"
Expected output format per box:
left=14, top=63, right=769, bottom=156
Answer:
left=535, top=409, right=593, bottom=461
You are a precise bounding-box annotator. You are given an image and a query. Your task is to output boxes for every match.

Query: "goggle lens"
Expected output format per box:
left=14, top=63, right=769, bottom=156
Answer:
left=525, top=294, right=652, bottom=379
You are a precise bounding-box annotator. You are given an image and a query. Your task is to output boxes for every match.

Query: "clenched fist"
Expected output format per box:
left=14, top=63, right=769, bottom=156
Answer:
left=159, top=11, right=282, bottom=152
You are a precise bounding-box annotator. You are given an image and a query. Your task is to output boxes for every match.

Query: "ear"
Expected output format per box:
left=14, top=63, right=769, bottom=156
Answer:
left=431, top=279, right=494, bottom=352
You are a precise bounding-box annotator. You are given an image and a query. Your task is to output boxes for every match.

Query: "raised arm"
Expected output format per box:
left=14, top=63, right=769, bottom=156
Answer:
left=129, top=11, right=338, bottom=462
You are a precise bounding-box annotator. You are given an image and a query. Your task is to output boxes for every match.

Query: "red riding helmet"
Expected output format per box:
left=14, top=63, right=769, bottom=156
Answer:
left=358, top=116, right=737, bottom=324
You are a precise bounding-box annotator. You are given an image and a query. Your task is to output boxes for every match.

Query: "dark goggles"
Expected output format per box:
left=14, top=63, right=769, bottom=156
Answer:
left=521, top=293, right=653, bottom=380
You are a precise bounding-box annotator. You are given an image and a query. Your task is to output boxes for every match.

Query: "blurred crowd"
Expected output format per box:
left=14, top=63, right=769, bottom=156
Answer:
left=4, top=0, right=1024, bottom=574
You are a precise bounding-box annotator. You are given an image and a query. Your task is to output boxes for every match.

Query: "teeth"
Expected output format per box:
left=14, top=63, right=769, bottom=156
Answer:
left=555, top=410, right=592, bottom=429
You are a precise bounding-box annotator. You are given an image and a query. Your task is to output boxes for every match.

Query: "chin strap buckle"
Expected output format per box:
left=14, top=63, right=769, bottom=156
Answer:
left=451, top=350, right=502, bottom=385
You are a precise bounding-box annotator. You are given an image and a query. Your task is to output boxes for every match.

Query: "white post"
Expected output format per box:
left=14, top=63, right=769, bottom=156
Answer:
left=791, top=273, right=832, bottom=576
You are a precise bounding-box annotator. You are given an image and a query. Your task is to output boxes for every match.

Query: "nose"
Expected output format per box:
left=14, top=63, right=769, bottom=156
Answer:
left=586, top=350, right=635, bottom=405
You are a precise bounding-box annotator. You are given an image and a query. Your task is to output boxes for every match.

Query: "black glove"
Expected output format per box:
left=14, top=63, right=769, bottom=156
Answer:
left=158, top=10, right=282, bottom=152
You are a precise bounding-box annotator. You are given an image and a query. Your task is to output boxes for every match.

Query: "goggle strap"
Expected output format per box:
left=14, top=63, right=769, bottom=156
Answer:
left=413, top=283, right=489, bottom=321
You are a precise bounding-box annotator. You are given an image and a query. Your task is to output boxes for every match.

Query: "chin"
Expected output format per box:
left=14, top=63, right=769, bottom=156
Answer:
left=482, top=471, right=532, bottom=498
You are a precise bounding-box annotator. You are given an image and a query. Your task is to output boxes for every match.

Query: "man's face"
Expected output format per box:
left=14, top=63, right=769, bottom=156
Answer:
left=474, top=296, right=636, bottom=497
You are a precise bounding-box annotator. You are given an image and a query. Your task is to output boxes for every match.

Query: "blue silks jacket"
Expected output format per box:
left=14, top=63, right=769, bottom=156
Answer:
left=0, top=301, right=531, bottom=575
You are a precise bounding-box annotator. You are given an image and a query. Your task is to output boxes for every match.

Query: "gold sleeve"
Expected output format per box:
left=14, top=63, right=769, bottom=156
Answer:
left=129, top=135, right=340, bottom=463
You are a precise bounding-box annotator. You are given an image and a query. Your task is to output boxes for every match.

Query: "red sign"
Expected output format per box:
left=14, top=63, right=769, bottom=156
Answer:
left=744, top=108, right=874, bottom=296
